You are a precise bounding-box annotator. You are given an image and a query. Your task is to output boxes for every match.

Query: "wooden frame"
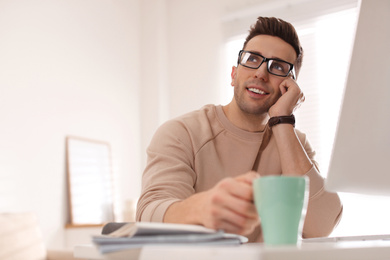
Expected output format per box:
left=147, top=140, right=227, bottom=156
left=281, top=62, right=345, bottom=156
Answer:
left=66, top=136, right=115, bottom=227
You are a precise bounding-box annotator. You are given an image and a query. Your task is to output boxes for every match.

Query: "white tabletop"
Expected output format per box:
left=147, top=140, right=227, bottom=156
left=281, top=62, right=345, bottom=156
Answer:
left=75, top=240, right=390, bottom=260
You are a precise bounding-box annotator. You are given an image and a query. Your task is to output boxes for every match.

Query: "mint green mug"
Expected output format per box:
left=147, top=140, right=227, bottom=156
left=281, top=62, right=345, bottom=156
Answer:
left=253, top=176, right=309, bottom=245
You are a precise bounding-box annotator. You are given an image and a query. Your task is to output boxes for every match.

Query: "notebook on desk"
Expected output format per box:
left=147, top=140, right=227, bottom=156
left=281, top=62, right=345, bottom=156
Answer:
left=94, top=222, right=247, bottom=254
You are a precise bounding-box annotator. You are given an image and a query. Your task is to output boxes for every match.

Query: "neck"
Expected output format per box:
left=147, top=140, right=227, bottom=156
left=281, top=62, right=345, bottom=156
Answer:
left=222, top=102, right=269, bottom=132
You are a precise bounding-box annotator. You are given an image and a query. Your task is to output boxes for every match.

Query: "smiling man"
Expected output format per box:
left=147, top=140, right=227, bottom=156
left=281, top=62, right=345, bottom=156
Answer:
left=136, top=17, right=343, bottom=242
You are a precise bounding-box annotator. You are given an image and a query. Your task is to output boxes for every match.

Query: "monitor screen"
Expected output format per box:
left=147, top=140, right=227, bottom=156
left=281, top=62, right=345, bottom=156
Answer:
left=325, top=0, right=390, bottom=196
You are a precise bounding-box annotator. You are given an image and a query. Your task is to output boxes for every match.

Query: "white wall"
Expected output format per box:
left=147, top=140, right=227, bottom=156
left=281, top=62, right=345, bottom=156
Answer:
left=0, top=0, right=310, bottom=250
left=0, top=0, right=360, bottom=250
left=0, top=0, right=228, bottom=250
left=165, top=0, right=224, bottom=117
left=0, top=0, right=141, bottom=249
left=137, top=0, right=232, bottom=172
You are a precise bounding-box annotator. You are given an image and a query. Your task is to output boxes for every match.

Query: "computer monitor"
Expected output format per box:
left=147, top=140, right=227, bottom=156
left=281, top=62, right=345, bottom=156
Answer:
left=325, top=0, right=390, bottom=197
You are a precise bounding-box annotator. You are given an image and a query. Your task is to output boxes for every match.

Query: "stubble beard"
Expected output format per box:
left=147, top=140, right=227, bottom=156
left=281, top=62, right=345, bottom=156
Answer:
left=233, top=84, right=278, bottom=116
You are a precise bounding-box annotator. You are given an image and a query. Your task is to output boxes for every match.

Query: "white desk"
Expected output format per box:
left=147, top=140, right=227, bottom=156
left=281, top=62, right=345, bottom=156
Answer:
left=75, top=240, right=390, bottom=260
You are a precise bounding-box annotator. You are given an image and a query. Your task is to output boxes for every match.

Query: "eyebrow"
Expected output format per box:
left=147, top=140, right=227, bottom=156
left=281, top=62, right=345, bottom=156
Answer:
left=245, top=50, right=291, bottom=63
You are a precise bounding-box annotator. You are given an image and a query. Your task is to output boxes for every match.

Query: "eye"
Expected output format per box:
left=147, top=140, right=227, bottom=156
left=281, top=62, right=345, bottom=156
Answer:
left=269, top=60, right=289, bottom=74
left=247, top=54, right=259, bottom=63
left=241, top=52, right=261, bottom=66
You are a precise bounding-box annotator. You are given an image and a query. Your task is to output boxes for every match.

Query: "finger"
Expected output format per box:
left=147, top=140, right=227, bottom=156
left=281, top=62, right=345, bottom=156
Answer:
left=213, top=218, right=245, bottom=235
left=235, top=171, right=260, bottom=184
left=215, top=207, right=259, bottom=235
left=212, top=181, right=257, bottom=218
left=223, top=193, right=258, bottom=218
left=279, top=80, right=289, bottom=95
left=217, top=176, right=254, bottom=201
left=279, top=77, right=297, bottom=94
left=225, top=181, right=254, bottom=202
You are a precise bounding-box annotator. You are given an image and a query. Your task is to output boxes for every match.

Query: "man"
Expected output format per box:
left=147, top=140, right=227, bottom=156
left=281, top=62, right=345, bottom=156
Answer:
left=136, top=17, right=342, bottom=242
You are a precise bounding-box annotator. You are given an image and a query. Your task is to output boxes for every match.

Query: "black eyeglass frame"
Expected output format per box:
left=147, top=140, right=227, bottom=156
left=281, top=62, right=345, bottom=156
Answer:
left=238, top=50, right=296, bottom=80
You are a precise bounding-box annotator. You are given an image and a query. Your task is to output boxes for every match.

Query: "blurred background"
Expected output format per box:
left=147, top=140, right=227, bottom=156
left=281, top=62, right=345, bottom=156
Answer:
left=3, top=0, right=386, bottom=250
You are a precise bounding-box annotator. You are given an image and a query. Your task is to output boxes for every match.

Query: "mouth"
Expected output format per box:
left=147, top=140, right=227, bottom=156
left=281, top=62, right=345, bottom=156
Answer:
left=247, top=87, right=268, bottom=95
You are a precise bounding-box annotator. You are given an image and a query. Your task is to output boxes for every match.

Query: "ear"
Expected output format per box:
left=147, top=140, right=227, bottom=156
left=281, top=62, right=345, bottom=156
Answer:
left=230, top=66, right=237, bottom=86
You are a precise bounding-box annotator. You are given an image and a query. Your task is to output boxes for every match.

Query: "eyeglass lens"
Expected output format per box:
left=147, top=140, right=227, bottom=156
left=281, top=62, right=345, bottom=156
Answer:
left=240, top=51, right=292, bottom=77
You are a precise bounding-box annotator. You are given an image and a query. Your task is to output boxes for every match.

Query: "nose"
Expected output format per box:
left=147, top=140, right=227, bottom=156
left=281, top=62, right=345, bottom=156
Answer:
left=254, top=61, right=269, bottom=81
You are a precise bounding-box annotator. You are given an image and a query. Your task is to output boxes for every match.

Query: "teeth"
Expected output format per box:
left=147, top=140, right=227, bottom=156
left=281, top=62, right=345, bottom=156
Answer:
left=248, top=88, right=266, bottom=94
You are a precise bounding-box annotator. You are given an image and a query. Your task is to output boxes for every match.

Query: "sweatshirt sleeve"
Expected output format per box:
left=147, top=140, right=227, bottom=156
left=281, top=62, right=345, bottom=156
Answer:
left=136, top=119, right=196, bottom=223
left=297, top=130, right=343, bottom=238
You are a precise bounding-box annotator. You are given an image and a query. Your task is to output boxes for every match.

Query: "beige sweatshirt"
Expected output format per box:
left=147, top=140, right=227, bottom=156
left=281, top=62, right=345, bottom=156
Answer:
left=136, top=104, right=343, bottom=242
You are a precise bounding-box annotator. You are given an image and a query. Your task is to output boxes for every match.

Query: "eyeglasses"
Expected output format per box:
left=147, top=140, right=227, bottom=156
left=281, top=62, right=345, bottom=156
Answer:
left=238, top=50, right=296, bottom=79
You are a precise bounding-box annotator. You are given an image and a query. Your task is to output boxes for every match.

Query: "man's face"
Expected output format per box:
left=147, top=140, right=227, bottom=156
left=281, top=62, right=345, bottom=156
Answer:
left=231, top=35, right=297, bottom=116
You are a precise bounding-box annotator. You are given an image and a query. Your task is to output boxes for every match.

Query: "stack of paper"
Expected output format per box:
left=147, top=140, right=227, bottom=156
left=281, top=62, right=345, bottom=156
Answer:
left=93, top=222, right=248, bottom=254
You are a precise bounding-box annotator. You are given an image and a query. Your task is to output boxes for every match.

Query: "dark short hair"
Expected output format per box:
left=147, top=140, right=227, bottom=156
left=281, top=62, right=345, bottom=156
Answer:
left=243, top=17, right=303, bottom=76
